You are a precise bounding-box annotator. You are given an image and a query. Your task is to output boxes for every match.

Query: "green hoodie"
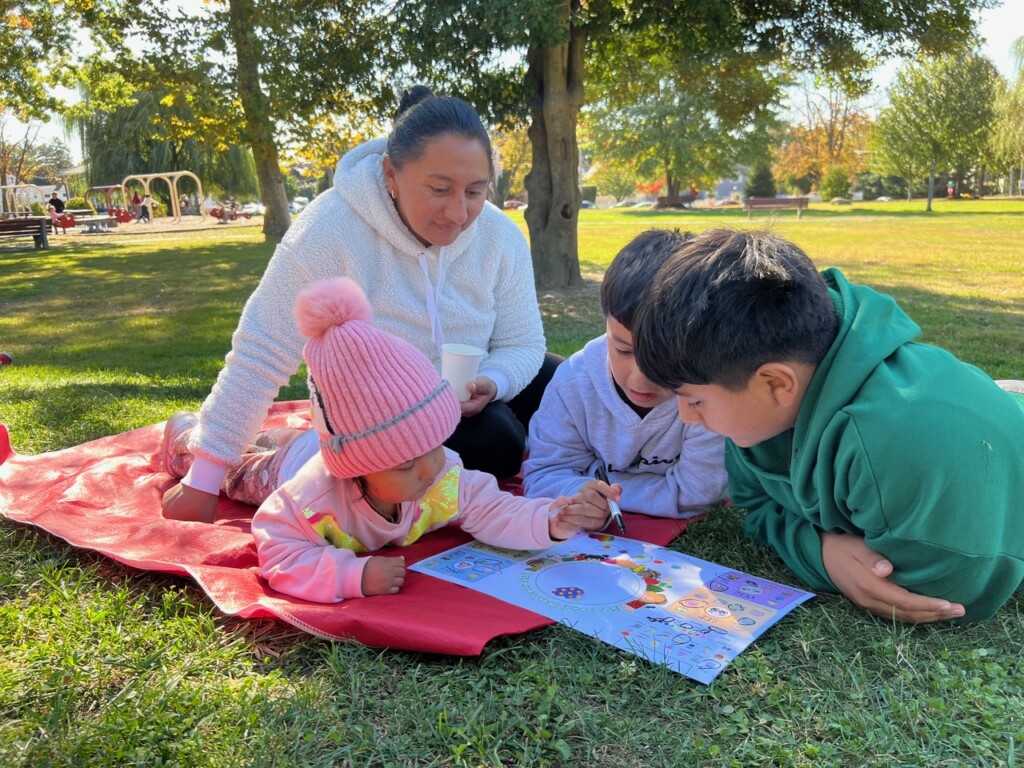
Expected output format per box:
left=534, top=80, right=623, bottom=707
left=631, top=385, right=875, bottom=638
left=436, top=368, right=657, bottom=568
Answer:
left=729, top=268, right=1024, bottom=622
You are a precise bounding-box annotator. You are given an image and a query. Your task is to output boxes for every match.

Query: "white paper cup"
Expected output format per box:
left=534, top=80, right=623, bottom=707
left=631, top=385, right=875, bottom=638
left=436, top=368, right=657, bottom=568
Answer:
left=441, top=343, right=486, bottom=402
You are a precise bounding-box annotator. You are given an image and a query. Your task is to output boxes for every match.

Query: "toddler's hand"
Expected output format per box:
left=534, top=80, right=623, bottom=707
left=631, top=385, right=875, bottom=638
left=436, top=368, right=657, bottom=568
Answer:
left=575, top=478, right=621, bottom=528
left=820, top=532, right=965, bottom=623
left=548, top=486, right=613, bottom=540
left=361, top=556, right=406, bottom=596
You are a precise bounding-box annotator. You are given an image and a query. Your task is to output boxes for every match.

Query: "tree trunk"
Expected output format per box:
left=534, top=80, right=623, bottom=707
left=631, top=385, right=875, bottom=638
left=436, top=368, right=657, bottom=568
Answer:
left=227, top=0, right=290, bottom=240
left=523, top=0, right=585, bottom=290
left=926, top=159, right=935, bottom=212
left=978, top=164, right=985, bottom=199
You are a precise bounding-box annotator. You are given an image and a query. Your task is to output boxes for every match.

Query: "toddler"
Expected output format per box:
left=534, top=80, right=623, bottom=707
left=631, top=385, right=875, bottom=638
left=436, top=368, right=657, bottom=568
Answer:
left=248, top=277, right=612, bottom=603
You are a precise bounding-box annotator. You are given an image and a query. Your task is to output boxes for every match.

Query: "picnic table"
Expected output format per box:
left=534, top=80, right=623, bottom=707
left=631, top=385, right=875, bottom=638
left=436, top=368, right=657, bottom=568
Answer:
left=743, top=197, right=809, bottom=219
left=0, top=216, right=49, bottom=248
left=76, top=215, right=118, bottom=233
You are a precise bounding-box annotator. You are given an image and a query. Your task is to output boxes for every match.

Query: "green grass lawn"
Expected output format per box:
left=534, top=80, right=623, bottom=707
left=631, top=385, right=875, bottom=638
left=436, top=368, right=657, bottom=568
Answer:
left=1, top=202, right=1023, bottom=767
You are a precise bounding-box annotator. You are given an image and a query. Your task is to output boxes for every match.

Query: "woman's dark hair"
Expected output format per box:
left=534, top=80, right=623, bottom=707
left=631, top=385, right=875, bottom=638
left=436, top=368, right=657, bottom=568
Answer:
left=387, top=85, right=494, bottom=178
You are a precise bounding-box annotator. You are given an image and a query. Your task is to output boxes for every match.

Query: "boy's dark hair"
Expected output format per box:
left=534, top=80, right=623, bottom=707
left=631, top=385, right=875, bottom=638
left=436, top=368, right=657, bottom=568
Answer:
left=388, top=85, right=494, bottom=179
left=633, top=228, right=839, bottom=391
left=600, top=228, right=694, bottom=330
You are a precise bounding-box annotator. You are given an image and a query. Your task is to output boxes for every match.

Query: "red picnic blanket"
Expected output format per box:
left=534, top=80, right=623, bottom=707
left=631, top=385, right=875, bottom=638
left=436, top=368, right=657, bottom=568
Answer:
left=0, top=401, right=694, bottom=655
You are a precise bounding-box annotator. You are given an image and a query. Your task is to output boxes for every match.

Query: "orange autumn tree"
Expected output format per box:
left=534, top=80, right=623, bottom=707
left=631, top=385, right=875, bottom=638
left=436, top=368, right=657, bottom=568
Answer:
left=773, top=76, right=873, bottom=192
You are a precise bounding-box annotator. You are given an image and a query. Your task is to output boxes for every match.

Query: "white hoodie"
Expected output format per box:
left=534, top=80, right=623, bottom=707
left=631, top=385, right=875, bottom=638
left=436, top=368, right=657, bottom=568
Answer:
left=184, top=138, right=545, bottom=494
left=523, top=335, right=728, bottom=518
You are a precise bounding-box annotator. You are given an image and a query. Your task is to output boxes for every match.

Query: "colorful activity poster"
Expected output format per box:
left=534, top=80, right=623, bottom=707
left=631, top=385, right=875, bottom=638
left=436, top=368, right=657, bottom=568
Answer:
left=411, top=532, right=814, bottom=684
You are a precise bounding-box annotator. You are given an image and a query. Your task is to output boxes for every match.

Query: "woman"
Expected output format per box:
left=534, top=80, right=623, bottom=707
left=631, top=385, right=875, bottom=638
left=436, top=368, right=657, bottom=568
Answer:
left=163, top=86, right=556, bottom=523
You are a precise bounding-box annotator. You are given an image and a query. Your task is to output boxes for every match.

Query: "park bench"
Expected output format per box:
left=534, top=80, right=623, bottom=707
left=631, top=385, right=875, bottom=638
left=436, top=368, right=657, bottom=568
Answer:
left=743, top=197, right=809, bottom=219
left=0, top=216, right=49, bottom=248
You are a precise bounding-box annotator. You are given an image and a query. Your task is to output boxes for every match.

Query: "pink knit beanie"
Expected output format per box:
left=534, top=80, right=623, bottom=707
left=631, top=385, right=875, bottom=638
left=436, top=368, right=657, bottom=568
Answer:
left=295, top=277, right=460, bottom=478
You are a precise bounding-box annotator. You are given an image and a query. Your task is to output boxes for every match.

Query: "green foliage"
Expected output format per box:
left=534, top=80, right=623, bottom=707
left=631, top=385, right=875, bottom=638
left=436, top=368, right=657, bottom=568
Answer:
left=872, top=52, right=1002, bottom=207
left=585, top=27, right=783, bottom=198
left=587, top=161, right=638, bottom=202
left=284, top=174, right=299, bottom=201
left=820, top=166, right=851, bottom=199
left=65, top=197, right=93, bottom=212
left=745, top=164, right=776, bottom=198
left=783, top=173, right=813, bottom=195
left=856, top=172, right=910, bottom=200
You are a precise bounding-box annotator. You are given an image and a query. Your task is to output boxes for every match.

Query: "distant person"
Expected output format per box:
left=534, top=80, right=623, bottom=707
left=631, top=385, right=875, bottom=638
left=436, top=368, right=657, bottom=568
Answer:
left=524, top=229, right=728, bottom=520
left=162, top=84, right=555, bottom=524
left=49, top=192, right=65, bottom=214
left=140, top=194, right=154, bottom=223
left=632, top=227, right=1024, bottom=624
left=47, top=204, right=61, bottom=234
left=132, top=191, right=142, bottom=221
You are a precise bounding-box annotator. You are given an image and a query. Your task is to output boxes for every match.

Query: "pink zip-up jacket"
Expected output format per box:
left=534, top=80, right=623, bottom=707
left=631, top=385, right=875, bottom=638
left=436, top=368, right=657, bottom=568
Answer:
left=252, top=448, right=558, bottom=603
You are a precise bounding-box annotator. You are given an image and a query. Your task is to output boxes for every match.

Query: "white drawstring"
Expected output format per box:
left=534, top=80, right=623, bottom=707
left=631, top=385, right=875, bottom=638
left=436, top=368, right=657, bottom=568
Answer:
left=418, top=247, right=446, bottom=354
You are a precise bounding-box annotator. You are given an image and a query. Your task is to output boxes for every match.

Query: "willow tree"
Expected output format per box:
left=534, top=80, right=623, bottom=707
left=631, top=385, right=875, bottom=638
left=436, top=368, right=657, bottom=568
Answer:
left=395, top=0, right=990, bottom=288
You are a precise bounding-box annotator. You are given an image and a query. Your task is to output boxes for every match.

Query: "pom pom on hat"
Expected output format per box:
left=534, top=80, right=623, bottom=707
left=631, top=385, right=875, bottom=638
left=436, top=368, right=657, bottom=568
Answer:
left=294, top=277, right=372, bottom=339
left=295, top=277, right=460, bottom=478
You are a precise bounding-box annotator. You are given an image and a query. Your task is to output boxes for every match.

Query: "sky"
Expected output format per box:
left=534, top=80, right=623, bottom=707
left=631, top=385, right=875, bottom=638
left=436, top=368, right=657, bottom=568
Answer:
left=18, top=2, right=1024, bottom=167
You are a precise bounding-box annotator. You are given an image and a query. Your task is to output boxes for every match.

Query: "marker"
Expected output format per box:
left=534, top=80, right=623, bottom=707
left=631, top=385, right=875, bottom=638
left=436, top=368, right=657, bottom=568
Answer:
left=594, top=464, right=626, bottom=534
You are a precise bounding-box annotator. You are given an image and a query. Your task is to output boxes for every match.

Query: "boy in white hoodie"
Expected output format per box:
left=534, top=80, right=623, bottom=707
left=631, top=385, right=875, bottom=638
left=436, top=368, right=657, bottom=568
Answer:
left=523, top=229, right=728, bottom=520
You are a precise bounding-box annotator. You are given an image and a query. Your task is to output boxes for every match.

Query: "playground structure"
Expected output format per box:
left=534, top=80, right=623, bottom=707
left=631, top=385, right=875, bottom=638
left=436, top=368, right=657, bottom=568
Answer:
left=84, top=185, right=135, bottom=223
left=0, top=184, right=48, bottom=216
left=5, top=170, right=211, bottom=231
left=105, top=171, right=207, bottom=223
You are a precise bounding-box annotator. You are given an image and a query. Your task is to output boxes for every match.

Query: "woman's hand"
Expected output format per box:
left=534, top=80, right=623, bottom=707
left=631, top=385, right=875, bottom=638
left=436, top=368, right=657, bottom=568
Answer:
left=362, top=555, right=406, bottom=596
left=820, top=531, right=965, bottom=623
left=162, top=483, right=219, bottom=524
left=460, top=375, right=497, bottom=417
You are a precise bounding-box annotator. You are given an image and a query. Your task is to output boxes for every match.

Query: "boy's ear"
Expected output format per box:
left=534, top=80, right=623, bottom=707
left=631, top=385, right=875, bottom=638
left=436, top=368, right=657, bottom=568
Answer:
left=754, top=363, right=800, bottom=408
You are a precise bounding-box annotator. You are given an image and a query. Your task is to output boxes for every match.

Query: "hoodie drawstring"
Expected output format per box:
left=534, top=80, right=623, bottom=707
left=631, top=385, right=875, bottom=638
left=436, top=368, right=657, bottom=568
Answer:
left=418, top=248, right=446, bottom=355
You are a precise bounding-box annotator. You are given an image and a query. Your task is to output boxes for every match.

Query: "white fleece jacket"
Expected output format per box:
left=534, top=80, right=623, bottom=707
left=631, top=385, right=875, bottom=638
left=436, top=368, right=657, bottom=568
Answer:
left=251, top=447, right=557, bottom=603
left=184, top=138, right=545, bottom=493
left=522, top=335, right=729, bottom=518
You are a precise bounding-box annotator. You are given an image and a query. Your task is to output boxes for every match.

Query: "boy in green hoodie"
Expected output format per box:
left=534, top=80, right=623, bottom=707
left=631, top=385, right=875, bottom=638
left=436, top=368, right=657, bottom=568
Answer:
left=633, top=228, right=1024, bottom=624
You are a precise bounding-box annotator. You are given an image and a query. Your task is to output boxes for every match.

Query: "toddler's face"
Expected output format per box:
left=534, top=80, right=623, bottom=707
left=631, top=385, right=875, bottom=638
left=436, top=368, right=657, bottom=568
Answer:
left=606, top=317, right=672, bottom=412
left=363, top=445, right=447, bottom=506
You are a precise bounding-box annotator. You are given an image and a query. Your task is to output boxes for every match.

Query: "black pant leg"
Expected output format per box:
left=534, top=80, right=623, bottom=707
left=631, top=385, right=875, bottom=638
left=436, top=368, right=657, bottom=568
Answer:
left=507, top=352, right=564, bottom=431
left=444, top=401, right=526, bottom=479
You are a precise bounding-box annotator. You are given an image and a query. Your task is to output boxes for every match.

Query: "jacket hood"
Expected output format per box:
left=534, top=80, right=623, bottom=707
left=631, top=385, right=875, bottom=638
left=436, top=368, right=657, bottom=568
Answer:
left=792, top=267, right=921, bottom=449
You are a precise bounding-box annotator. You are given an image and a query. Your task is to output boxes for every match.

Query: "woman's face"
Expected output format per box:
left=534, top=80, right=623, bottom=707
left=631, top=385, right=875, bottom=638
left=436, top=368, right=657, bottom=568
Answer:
left=383, top=134, right=491, bottom=247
